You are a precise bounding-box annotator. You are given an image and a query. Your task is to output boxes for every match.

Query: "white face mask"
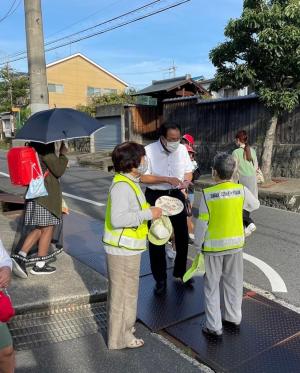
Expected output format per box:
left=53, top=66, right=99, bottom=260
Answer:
left=166, top=140, right=180, bottom=153
left=137, top=157, right=148, bottom=175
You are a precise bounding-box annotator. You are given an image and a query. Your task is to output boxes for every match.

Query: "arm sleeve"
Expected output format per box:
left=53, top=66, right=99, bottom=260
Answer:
left=42, top=153, right=68, bottom=178
left=183, top=147, right=193, bottom=173
left=243, top=186, right=260, bottom=212
left=253, top=149, right=258, bottom=170
left=194, top=192, right=209, bottom=252
left=110, top=183, right=153, bottom=228
left=0, top=240, right=12, bottom=270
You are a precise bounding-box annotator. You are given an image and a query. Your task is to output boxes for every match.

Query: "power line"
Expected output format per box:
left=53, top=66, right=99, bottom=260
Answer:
left=3, top=0, right=164, bottom=62
left=0, top=0, right=21, bottom=24
left=46, top=0, right=124, bottom=39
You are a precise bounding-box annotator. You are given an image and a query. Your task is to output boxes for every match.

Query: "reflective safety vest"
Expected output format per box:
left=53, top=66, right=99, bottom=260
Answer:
left=103, top=174, right=149, bottom=251
left=199, top=182, right=245, bottom=253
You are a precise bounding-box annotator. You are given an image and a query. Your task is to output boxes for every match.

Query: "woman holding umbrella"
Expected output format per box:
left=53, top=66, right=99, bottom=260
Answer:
left=11, top=141, right=68, bottom=278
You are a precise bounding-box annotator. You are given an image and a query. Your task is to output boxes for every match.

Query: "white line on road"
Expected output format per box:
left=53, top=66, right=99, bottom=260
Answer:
left=243, top=252, right=287, bottom=293
left=62, top=192, right=105, bottom=207
left=0, top=171, right=105, bottom=207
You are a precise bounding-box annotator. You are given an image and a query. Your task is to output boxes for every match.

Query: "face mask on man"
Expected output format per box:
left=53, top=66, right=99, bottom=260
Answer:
left=137, top=157, right=148, bottom=175
left=166, top=140, right=180, bottom=153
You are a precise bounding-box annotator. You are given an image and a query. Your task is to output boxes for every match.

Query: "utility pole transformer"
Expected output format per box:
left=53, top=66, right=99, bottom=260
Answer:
left=24, top=0, right=49, bottom=114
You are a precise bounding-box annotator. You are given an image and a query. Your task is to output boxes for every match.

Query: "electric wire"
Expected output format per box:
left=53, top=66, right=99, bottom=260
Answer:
left=1, top=0, right=190, bottom=66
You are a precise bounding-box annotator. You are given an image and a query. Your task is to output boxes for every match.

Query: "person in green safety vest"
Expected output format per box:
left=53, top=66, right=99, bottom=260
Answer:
left=194, top=153, right=260, bottom=337
left=103, top=142, right=162, bottom=349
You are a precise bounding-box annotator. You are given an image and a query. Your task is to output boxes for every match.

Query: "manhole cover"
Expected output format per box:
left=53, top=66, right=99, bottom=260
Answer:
left=8, top=303, right=107, bottom=350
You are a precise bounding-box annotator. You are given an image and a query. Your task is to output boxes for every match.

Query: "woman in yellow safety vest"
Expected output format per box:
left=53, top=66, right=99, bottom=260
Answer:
left=103, top=142, right=162, bottom=349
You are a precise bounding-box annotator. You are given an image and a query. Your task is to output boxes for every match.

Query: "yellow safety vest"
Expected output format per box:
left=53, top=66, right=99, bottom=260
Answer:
left=103, top=174, right=149, bottom=251
left=199, top=182, right=245, bottom=252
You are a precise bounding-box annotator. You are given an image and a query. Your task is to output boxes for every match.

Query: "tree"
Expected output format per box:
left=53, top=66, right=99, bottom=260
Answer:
left=0, top=66, right=29, bottom=113
left=209, top=0, right=300, bottom=182
left=76, top=90, right=137, bottom=116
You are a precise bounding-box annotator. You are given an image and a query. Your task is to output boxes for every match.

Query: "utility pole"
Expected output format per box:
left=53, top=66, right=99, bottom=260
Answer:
left=6, top=63, right=13, bottom=108
left=24, top=0, right=49, bottom=114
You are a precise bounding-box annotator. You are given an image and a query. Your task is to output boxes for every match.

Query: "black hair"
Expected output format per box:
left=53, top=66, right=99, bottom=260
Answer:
left=112, top=141, right=145, bottom=173
left=28, top=142, right=55, bottom=156
left=159, top=122, right=181, bottom=138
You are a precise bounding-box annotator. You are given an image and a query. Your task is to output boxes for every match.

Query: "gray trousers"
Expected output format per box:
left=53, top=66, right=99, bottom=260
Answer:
left=106, top=254, right=141, bottom=349
left=204, top=252, right=243, bottom=332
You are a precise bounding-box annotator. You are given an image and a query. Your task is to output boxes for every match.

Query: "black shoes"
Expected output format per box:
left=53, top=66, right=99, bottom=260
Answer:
left=202, top=326, right=223, bottom=338
left=174, top=276, right=195, bottom=289
left=154, top=280, right=167, bottom=296
left=222, top=319, right=241, bottom=328
left=30, top=264, right=56, bottom=275
left=11, top=256, right=28, bottom=279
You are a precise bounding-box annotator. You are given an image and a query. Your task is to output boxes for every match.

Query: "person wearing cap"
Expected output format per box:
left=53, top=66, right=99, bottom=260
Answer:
left=140, top=122, right=193, bottom=296
left=194, top=153, right=259, bottom=337
left=181, top=134, right=195, bottom=148
left=103, top=142, right=162, bottom=349
left=0, top=239, right=15, bottom=373
left=184, top=144, right=200, bottom=238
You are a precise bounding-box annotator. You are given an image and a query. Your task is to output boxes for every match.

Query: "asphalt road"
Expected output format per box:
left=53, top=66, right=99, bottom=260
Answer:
left=1, top=150, right=300, bottom=307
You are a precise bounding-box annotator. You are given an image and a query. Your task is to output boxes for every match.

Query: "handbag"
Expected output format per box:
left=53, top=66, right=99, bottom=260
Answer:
left=256, top=168, right=265, bottom=184
left=0, top=289, right=15, bottom=323
left=25, top=164, right=49, bottom=200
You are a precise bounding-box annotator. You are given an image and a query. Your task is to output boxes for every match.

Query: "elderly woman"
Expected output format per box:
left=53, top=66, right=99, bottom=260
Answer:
left=103, top=142, right=162, bottom=349
left=0, top=239, right=15, bottom=373
left=194, top=153, right=259, bottom=337
left=232, top=130, right=259, bottom=236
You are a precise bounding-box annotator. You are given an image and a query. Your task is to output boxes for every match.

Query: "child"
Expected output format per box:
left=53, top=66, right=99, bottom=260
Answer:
left=194, top=153, right=259, bottom=337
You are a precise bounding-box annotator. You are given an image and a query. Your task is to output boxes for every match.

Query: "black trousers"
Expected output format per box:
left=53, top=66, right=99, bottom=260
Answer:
left=145, top=188, right=189, bottom=283
left=243, top=210, right=254, bottom=227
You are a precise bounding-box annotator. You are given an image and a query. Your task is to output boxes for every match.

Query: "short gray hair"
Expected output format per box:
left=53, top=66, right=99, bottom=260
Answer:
left=213, top=152, right=236, bottom=180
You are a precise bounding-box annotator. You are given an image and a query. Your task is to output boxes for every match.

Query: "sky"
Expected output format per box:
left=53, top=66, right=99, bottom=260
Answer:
left=0, top=0, right=243, bottom=89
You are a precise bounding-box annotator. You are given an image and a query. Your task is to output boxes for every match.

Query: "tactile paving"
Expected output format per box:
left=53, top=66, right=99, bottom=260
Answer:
left=9, top=303, right=107, bottom=351
left=137, top=269, right=205, bottom=331
left=166, top=295, right=300, bottom=372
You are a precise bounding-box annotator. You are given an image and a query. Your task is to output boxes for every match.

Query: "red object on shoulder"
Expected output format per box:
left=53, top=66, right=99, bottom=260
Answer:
left=182, top=134, right=195, bottom=146
left=0, top=290, right=15, bottom=323
left=7, top=146, right=42, bottom=186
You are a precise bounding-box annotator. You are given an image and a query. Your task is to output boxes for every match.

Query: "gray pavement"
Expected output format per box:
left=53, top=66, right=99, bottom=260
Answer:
left=16, top=324, right=209, bottom=373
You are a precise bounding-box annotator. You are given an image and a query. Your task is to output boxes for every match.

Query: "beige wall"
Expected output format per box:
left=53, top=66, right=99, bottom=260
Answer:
left=46, top=55, right=127, bottom=108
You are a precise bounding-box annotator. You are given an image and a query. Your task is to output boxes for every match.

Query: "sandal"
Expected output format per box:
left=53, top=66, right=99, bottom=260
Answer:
left=126, top=338, right=144, bottom=349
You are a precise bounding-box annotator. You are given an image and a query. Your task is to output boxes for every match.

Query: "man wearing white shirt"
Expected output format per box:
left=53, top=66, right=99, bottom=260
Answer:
left=141, top=122, right=193, bottom=295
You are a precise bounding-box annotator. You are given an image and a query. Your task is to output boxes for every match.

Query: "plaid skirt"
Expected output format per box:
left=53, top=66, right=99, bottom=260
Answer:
left=24, top=201, right=61, bottom=226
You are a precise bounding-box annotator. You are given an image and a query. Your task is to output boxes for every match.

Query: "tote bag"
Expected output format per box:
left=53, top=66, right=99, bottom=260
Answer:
left=25, top=163, right=49, bottom=200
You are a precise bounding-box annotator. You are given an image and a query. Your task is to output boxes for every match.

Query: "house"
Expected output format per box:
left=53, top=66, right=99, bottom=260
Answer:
left=134, top=75, right=208, bottom=103
left=46, top=53, right=128, bottom=108
left=193, top=77, right=253, bottom=99
left=0, top=112, right=15, bottom=139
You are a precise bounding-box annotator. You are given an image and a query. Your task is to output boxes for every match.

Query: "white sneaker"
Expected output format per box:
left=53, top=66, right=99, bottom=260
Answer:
left=244, top=223, right=256, bottom=237
left=166, top=246, right=176, bottom=259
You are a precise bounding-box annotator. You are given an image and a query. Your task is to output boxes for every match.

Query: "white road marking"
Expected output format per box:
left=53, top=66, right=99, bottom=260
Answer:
left=62, top=192, right=105, bottom=207
left=243, top=252, right=287, bottom=293
left=0, top=171, right=105, bottom=207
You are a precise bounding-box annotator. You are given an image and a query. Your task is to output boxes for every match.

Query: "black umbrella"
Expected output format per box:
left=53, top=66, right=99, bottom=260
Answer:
left=15, top=108, right=105, bottom=144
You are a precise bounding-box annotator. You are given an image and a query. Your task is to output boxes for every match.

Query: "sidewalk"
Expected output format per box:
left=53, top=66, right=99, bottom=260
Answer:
left=1, top=212, right=209, bottom=373
left=195, top=175, right=300, bottom=212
